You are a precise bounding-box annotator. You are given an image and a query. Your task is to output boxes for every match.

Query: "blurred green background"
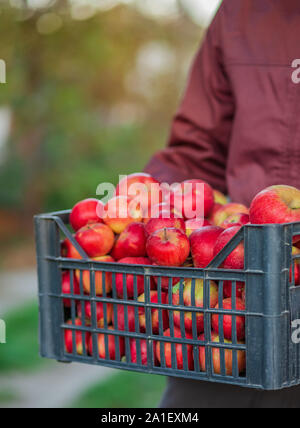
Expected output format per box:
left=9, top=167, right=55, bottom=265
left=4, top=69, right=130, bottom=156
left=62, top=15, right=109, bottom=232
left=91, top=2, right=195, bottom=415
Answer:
left=0, top=0, right=220, bottom=408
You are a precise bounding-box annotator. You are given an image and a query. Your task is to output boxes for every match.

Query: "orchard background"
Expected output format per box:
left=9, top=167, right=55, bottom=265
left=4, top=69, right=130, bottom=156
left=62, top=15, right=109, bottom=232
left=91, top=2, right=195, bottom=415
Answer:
left=0, top=0, right=221, bottom=408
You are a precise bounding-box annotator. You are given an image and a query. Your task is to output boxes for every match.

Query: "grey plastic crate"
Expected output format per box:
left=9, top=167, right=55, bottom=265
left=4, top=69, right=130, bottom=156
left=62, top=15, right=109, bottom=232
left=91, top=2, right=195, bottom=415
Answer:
left=34, top=210, right=300, bottom=390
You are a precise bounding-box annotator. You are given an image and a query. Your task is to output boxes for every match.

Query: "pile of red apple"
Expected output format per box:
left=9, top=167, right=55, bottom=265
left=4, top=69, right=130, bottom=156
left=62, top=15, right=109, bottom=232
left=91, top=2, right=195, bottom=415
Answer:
left=62, top=174, right=300, bottom=375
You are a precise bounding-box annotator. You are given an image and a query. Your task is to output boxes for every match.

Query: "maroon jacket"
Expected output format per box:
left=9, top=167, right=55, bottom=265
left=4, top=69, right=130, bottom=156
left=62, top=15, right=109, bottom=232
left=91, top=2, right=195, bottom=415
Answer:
left=145, top=0, right=300, bottom=207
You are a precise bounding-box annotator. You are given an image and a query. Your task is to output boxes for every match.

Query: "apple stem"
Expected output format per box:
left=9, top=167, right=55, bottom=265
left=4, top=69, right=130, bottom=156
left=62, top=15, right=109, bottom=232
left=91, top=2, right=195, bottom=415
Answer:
left=164, top=228, right=167, bottom=241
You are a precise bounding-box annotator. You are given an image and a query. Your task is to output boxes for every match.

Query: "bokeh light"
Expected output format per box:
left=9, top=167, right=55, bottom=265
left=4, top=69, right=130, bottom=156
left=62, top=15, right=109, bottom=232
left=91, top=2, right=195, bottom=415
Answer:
left=28, top=0, right=56, bottom=9
left=71, top=3, right=97, bottom=21
left=135, top=0, right=179, bottom=21
left=36, top=12, right=63, bottom=34
left=180, top=0, right=222, bottom=26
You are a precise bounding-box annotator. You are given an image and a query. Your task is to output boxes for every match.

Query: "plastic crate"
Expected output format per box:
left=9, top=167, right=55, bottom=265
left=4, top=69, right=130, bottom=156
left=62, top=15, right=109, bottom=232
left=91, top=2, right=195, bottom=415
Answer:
left=34, top=210, right=300, bottom=390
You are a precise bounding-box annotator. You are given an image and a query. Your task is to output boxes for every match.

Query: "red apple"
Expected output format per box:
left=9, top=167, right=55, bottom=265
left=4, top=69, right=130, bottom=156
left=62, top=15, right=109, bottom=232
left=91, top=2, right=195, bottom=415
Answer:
left=190, top=226, right=224, bottom=268
left=152, top=265, right=180, bottom=291
left=70, top=198, right=104, bottom=231
left=182, top=278, right=219, bottom=308
left=208, top=203, right=223, bottom=224
left=198, top=333, right=246, bottom=375
left=213, top=190, right=228, bottom=205
left=61, top=271, right=80, bottom=307
left=77, top=301, right=113, bottom=328
left=146, top=228, right=190, bottom=267
left=75, top=223, right=114, bottom=258
left=103, top=195, right=143, bottom=234
left=88, top=327, right=125, bottom=360
left=172, top=279, right=218, bottom=335
left=145, top=217, right=186, bottom=237
left=170, top=179, right=214, bottom=219
left=115, top=257, right=152, bottom=298
left=156, top=327, right=194, bottom=370
left=223, top=281, right=245, bottom=299
left=220, top=213, right=250, bottom=229
left=138, top=291, right=169, bottom=334
left=111, top=222, right=147, bottom=260
left=144, top=202, right=182, bottom=221
left=130, top=339, right=149, bottom=365
left=241, top=288, right=246, bottom=304
left=213, top=226, right=244, bottom=270
left=185, top=218, right=212, bottom=238
left=172, top=283, right=203, bottom=335
left=115, top=173, right=162, bottom=214
left=112, top=304, right=138, bottom=332
left=64, top=319, right=90, bottom=355
left=61, top=237, right=82, bottom=260
left=250, top=185, right=300, bottom=227
left=213, top=203, right=249, bottom=227
left=211, top=298, right=245, bottom=341
left=75, top=256, right=114, bottom=296
left=290, top=246, right=300, bottom=286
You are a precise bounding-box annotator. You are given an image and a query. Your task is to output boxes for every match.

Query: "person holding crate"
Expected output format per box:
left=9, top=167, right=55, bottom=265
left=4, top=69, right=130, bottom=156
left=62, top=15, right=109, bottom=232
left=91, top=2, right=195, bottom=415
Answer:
left=145, top=0, right=300, bottom=408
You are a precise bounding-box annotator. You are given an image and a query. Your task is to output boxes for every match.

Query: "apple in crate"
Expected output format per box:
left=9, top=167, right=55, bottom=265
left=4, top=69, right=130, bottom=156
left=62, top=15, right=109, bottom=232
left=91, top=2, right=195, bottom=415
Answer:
left=152, top=264, right=180, bottom=292
left=172, top=283, right=204, bottom=336
left=138, top=291, right=169, bottom=334
left=61, top=271, right=80, bottom=307
left=129, top=338, right=158, bottom=366
left=220, top=213, right=249, bottom=229
left=143, top=203, right=182, bottom=224
left=223, top=281, right=245, bottom=299
left=156, top=327, right=194, bottom=370
left=213, top=226, right=244, bottom=270
left=75, top=223, right=114, bottom=258
left=145, top=217, right=186, bottom=237
left=183, top=278, right=218, bottom=309
left=61, top=237, right=82, bottom=259
left=112, top=304, right=138, bottom=332
left=64, top=319, right=90, bottom=355
left=185, top=218, right=212, bottom=238
left=69, top=198, right=104, bottom=231
left=115, top=257, right=152, bottom=299
left=170, top=179, right=214, bottom=219
left=77, top=301, right=113, bottom=328
left=115, top=173, right=162, bottom=213
left=212, top=203, right=249, bottom=227
left=213, top=190, right=228, bottom=205
left=208, top=203, right=223, bottom=225
left=130, top=339, right=149, bottom=365
left=111, top=222, right=147, bottom=260
left=290, top=246, right=300, bottom=286
left=172, top=279, right=218, bottom=335
left=88, top=327, right=125, bottom=360
left=250, top=185, right=300, bottom=225
left=211, top=298, right=245, bottom=341
left=103, top=195, right=143, bottom=234
left=190, top=226, right=224, bottom=268
left=146, top=228, right=190, bottom=267
left=75, top=256, right=114, bottom=296
left=198, top=332, right=246, bottom=375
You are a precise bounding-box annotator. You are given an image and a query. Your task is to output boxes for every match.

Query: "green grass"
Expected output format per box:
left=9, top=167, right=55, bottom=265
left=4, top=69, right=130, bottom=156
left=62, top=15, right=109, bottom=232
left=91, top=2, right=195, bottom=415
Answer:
left=0, top=302, right=47, bottom=373
left=0, top=388, right=18, bottom=405
left=71, top=371, right=166, bottom=408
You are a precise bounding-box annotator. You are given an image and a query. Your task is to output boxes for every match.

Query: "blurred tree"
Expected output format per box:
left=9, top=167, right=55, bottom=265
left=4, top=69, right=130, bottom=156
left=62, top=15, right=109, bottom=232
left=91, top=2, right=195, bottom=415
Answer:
left=0, top=1, right=202, bottom=236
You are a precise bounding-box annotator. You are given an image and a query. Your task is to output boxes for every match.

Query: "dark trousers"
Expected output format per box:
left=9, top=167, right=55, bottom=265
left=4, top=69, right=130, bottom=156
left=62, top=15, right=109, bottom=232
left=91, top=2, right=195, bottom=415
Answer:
left=160, top=378, right=300, bottom=408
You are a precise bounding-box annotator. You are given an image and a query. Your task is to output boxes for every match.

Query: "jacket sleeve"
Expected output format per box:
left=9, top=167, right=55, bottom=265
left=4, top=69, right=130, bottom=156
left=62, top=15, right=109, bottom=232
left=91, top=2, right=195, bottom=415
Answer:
left=144, top=5, right=234, bottom=193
